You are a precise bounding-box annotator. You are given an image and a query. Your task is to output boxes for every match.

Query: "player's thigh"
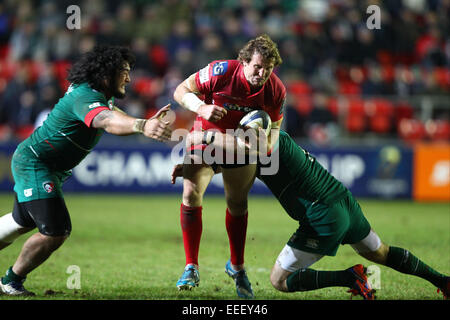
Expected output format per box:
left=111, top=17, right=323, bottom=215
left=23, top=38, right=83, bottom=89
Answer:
left=13, top=196, right=71, bottom=237
left=342, top=194, right=373, bottom=245
left=271, top=244, right=323, bottom=291
left=288, top=200, right=350, bottom=257
left=275, top=244, right=323, bottom=272
left=222, top=164, right=257, bottom=201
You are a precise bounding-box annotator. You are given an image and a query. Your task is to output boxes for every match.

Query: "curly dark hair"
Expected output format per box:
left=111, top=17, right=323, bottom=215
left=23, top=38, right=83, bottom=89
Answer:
left=67, top=45, right=136, bottom=92
left=238, top=34, right=282, bottom=67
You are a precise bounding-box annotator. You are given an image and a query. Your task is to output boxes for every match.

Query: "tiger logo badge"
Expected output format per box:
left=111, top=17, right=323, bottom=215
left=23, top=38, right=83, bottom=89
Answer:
left=42, top=181, right=55, bottom=193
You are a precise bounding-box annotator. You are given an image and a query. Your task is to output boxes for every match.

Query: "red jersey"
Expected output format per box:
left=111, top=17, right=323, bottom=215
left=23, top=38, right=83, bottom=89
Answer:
left=193, top=60, right=286, bottom=132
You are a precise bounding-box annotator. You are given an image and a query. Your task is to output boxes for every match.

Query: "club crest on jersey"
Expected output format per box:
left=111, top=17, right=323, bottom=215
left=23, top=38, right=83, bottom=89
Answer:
left=42, top=181, right=55, bottom=193
left=212, top=61, right=228, bottom=76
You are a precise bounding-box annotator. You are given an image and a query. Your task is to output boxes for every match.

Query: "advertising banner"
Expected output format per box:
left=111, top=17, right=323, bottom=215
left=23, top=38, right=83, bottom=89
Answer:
left=0, top=143, right=413, bottom=198
left=307, top=145, right=413, bottom=199
left=413, top=143, right=450, bottom=201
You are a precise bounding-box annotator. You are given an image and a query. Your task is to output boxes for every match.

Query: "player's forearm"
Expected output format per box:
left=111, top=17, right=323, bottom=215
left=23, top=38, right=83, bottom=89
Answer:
left=267, top=119, right=282, bottom=151
left=196, top=131, right=259, bottom=157
left=92, top=110, right=143, bottom=136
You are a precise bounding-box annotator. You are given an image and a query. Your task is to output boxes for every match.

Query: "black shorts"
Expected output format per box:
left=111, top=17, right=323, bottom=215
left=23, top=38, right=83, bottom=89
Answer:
left=12, top=196, right=72, bottom=237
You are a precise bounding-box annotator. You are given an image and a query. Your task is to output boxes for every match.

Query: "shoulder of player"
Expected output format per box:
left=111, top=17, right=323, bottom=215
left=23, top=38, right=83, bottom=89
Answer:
left=65, top=82, right=95, bottom=96
left=206, top=59, right=239, bottom=74
left=263, top=74, right=286, bottom=106
left=67, top=83, right=108, bottom=106
left=268, top=72, right=286, bottom=92
left=198, top=60, right=239, bottom=88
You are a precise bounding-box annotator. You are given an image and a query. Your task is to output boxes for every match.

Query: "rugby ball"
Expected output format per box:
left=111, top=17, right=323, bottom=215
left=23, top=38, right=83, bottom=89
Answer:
left=239, top=110, right=272, bottom=136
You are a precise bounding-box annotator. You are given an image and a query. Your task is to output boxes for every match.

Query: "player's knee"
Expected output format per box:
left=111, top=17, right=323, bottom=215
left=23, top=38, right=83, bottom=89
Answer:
left=369, top=242, right=389, bottom=264
left=359, top=242, right=389, bottom=264
left=270, top=272, right=288, bottom=292
left=183, top=191, right=202, bottom=206
left=183, top=185, right=204, bottom=206
left=39, top=233, right=69, bottom=252
left=0, top=213, right=28, bottom=245
left=352, top=230, right=388, bottom=264
left=225, top=197, right=248, bottom=215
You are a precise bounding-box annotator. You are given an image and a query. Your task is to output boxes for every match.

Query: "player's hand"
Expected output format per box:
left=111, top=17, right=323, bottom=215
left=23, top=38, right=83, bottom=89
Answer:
left=198, top=104, right=227, bottom=122
left=171, top=164, right=184, bottom=184
left=143, top=104, right=173, bottom=141
left=239, top=127, right=268, bottom=156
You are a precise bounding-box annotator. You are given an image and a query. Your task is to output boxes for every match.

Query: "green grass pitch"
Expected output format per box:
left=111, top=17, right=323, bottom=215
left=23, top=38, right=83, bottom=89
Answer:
left=0, top=193, right=448, bottom=300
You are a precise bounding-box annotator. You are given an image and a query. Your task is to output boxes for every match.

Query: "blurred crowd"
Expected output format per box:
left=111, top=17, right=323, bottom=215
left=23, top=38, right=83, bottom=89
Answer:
left=0, top=0, right=448, bottom=144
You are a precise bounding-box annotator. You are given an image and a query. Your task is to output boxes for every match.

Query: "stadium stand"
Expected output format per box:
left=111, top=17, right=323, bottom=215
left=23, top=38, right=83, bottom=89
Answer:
left=0, top=0, right=448, bottom=145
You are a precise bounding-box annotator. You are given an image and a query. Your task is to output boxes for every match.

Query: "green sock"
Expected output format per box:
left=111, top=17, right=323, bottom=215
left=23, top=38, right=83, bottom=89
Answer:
left=386, top=246, right=447, bottom=288
left=286, top=268, right=354, bottom=292
left=1, top=267, right=25, bottom=285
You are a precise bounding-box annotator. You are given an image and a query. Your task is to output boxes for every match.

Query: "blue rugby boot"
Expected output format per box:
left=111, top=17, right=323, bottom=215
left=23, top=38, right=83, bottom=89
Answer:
left=225, top=260, right=254, bottom=299
left=176, top=264, right=200, bottom=290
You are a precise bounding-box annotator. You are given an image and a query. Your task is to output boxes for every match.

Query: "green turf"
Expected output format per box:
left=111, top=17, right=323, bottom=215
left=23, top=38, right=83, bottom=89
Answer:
left=0, top=193, right=448, bottom=300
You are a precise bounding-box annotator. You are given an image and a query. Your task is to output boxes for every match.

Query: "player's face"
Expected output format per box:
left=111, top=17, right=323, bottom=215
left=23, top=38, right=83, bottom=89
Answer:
left=113, top=62, right=131, bottom=98
left=243, top=52, right=274, bottom=88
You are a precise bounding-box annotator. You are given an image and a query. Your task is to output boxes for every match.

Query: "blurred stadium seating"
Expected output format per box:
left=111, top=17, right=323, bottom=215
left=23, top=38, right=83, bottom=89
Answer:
left=0, top=0, right=448, bottom=146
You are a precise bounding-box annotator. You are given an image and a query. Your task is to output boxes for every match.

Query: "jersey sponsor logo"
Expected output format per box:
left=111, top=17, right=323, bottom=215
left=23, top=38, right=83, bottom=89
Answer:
left=215, top=93, right=241, bottom=101
left=199, top=65, right=210, bottom=84
left=212, top=61, right=228, bottom=76
left=223, top=103, right=256, bottom=113
left=88, top=102, right=102, bottom=109
left=43, top=181, right=55, bottom=193
left=24, top=188, right=33, bottom=197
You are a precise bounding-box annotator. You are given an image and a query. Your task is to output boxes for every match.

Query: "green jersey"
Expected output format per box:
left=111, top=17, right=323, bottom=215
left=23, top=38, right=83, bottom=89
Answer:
left=258, top=130, right=350, bottom=220
left=17, top=83, right=113, bottom=171
left=258, top=131, right=371, bottom=255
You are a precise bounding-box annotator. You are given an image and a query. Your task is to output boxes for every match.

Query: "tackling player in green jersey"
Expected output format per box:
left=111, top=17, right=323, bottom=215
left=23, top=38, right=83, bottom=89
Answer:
left=172, top=129, right=449, bottom=299
left=0, top=45, right=172, bottom=296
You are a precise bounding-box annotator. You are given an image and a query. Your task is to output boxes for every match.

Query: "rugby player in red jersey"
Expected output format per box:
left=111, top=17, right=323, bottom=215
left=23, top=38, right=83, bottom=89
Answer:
left=173, top=35, right=286, bottom=299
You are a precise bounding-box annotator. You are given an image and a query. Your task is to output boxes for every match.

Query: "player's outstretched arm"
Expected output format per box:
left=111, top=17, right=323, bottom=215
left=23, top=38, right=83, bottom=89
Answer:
left=92, top=104, right=172, bottom=141
left=174, top=73, right=226, bottom=122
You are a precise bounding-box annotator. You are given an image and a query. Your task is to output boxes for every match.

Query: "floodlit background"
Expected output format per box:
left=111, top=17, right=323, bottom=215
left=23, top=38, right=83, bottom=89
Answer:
left=0, top=0, right=448, bottom=200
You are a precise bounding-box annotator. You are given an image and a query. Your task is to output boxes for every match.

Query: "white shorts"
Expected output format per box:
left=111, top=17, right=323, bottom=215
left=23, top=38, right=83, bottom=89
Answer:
left=350, top=230, right=382, bottom=253
left=275, top=244, right=324, bottom=272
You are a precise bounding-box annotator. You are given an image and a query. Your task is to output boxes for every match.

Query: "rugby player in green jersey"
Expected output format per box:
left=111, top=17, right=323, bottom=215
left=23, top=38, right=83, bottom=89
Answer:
left=0, top=45, right=172, bottom=296
left=172, top=129, right=449, bottom=299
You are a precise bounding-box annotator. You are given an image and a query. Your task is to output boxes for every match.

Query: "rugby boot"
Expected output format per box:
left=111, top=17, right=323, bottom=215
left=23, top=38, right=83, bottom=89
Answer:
left=176, top=264, right=200, bottom=290
left=0, top=278, right=35, bottom=296
left=346, top=264, right=376, bottom=300
left=437, top=277, right=449, bottom=300
left=225, top=259, right=254, bottom=299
